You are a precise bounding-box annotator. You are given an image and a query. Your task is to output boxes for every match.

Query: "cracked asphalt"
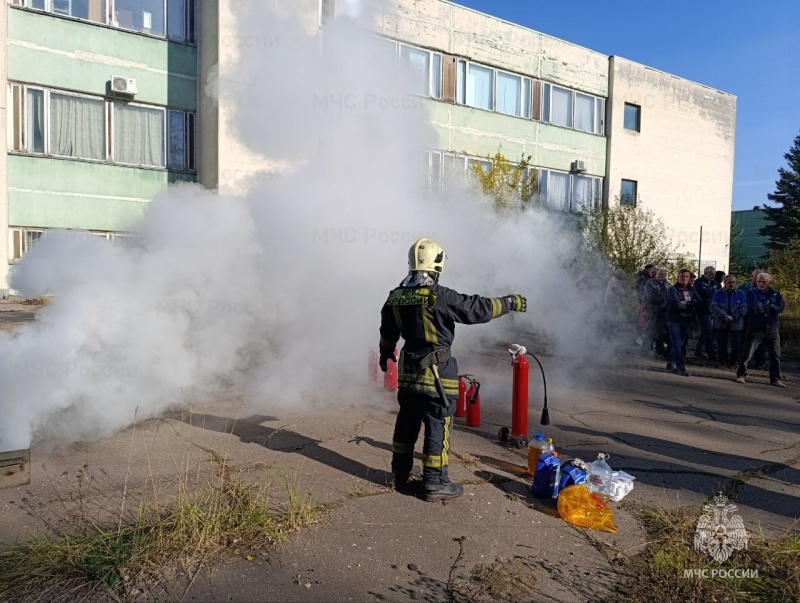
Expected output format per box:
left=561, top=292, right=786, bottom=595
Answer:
left=1, top=311, right=798, bottom=601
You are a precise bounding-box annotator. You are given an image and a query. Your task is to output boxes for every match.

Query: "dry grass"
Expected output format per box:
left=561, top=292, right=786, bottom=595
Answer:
left=605, top=506, right=800, bottom=603
left=0, top=465, right=320, bottom=602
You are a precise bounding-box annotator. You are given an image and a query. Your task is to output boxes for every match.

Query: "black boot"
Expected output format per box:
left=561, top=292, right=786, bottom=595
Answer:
left=423, top=482, right=464, bottom=502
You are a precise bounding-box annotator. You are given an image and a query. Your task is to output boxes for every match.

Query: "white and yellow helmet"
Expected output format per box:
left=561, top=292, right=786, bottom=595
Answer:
left=408, top=238, right=446, bottom=274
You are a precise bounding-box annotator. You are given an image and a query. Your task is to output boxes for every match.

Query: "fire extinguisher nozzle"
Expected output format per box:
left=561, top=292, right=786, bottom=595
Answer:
left=540, top=407, right=550, bottom=426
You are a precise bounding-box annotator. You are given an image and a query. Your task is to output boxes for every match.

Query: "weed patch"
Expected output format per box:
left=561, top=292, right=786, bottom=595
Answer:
left=0, top=467, right=320, bottom=602
left=605, top=506, right=800, bottom=603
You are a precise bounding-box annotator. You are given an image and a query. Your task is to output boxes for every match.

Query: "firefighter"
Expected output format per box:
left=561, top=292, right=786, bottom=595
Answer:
left=379, top=238, right=527, bottom=502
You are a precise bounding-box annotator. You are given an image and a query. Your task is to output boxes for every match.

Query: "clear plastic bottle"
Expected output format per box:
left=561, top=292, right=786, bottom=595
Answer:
left=586, top=453, right=613, bottom=498
left=527, top=432, right=553, bottom=474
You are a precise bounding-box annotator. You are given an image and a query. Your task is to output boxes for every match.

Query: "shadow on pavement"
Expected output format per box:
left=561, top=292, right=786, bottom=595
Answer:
left=560, top=426, right=800, bottom=519
left=175, top=412, right=395, bottom=490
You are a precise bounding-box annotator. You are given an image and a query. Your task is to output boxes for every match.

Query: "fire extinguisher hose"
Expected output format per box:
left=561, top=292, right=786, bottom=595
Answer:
left=525, top=351, right=550, bottom=426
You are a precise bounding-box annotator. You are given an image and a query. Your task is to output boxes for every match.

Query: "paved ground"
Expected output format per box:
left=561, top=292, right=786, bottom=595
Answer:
left=1, top=303, right=798, bottom=602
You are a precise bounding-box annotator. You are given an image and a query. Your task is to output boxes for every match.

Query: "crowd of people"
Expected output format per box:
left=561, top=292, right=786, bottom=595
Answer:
left=629, top=265, right=786, bottom=387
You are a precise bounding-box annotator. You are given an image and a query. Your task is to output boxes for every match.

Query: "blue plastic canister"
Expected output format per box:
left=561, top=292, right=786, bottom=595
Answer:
left=531, top=452, right=562, bottom=499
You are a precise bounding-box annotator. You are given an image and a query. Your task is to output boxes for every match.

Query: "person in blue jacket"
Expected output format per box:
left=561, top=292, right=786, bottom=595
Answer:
left=735, top=272, right=786, bottom=387
left=665, top=269, right=703, bottom=376
left=710, top=274, right=748, bottom=369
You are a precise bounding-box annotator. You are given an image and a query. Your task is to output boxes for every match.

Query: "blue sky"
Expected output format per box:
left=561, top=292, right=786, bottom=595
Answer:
left=449, top=0, right=800, bottom=211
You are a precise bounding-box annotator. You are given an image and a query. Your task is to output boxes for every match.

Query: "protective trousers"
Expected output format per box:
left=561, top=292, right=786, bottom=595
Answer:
left=391, top=388, right=455, bottom=486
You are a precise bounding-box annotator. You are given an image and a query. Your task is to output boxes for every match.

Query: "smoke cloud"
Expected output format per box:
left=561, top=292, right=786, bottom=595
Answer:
left=0, top=2, right=615, bottom=451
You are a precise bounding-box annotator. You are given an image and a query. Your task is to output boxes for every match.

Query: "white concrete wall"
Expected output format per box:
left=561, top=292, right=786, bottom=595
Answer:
left=0, top=3, right=8, bottom=294
left=370, top=0, right=608, bottom=96
left=209, top=0, right=315, bottom=195
left=607, top=56, right=736, bottom=271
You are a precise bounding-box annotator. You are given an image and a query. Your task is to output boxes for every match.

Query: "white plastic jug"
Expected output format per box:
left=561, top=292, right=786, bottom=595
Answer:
left=586, top=453, right=613, bottom=498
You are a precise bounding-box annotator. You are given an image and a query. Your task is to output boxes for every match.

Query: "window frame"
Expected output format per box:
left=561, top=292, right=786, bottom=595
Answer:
left=455, top=60, right=533, bottom=119
left=48, top=88, right=108, bottom=162
left=540, top=168, right=603, bottom=213
left=392, top=41, right=444, bottom=100
left=110, top=100, right=167, bottom=168
left=624, top=102, right=641, bottom=132
left=620, top=179, right=638, bottom=206
left=11, top=0, right=195, bottom=44
left=7, top=81, right=196, bottom=172
left=8, top=227, right=45, bottom=261
left=542, top=82, right=605, bottom=135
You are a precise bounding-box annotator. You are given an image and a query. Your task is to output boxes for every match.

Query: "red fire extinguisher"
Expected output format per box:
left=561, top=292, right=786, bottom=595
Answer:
left=499, top=344, right=529, bottom=448
left=383, top=348, right=398, bottom=390
left=455, top=376, right=467, bottom=418
left=465, top=377, right=481, bottom=427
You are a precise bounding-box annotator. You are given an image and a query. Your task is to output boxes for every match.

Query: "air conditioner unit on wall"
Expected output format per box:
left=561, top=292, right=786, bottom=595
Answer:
left=111, top=76, right=137, bottom=95
left=571, top=160, right=587, bottom=173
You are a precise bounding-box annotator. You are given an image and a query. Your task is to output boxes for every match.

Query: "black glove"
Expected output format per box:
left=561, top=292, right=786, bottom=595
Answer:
left=505, top=294, right=527, bottom=313
left=379, top=351, right=396, bottom=372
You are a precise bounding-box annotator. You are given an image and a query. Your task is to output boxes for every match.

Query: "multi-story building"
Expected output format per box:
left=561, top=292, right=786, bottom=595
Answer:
left=732, top=207, right=771, bottom=271
left=1, top=0, right=198, bottom=294
left=2, top=0, right=737, bottom=293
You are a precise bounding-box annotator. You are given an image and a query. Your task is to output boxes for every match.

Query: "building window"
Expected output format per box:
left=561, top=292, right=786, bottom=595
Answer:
left=620, top=179, right=638, bottom=206
left=382, top=41, right=442, bottom=100
left=8, top=228, right=45, bottom=261
left=542, top=83, right=605, bottom=135
left=456, top=60, right=533, bottom=119
left=167, top=109, right=195, bottom=170
left=541, top=169, right=603, bottom=213
left=624, top=103, right=641, bottom=132
left=113, top=103, right=165, bottom=167
left=50, top=91, right=106, bottom=161
left=12, top=0, right=194, bottom=43
left=7, top=83, right=46, bottom=153
left=8, top=82, right=195, bottom=171
left=9, top=227, right=139, bottom=260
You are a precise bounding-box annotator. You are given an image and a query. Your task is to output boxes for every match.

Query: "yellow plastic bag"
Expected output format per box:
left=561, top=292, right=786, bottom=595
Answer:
left=557, top=484, right=618, bottom=533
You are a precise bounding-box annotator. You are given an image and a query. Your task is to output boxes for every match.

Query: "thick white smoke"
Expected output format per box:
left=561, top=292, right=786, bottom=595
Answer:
left=0, top=2, right=613, bottom=451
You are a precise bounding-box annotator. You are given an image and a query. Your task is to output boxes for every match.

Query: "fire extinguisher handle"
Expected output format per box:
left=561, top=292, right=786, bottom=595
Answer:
left=470, top=380, right=481, bottom=402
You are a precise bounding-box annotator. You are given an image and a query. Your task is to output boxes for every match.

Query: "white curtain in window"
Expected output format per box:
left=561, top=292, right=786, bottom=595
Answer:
left=431, top=53, right=442, bottom=99
left=401, top=46, right=430, bottom=96
left=456, top=60, right=466, bottom=104
left=547, top=172, right=570, bottom=211
left=496, top=72, right=521, bottom=116
left=26, top=89, right=45, bottom=153
left=168, top=110, right=186, bottom=169
left=167, top=0, right=186, bottom=40
left=550, top=86, right=573, bottom=128
left=522, top=79, right=531, bottom=119
left=467, top=64, right=493, bottom=110
left=50, top=93, right=105, bottom=160
left=114, top=104, right=165, bottom=167
left=572, top=175, right=593, bottom=212
left=574, top=93, right=594, bottom=133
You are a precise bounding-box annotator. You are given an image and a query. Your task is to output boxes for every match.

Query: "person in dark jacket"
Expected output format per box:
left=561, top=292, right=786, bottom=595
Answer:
left=735, top=272, right=786, bottom=387
left=710, top=275, right=748, bottom=368
left=643, top=268, right=670, bottom=356
left=738, top=268, right=767, bottom=369
left=693, top=266, right=718, bottom=358
left=379, top=238, right=527, bottom=501
left=666, top=269, right=702, bottom=376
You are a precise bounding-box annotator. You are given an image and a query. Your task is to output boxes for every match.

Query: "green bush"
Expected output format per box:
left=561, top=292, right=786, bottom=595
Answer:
left=781, top=299, right=800, bottom=358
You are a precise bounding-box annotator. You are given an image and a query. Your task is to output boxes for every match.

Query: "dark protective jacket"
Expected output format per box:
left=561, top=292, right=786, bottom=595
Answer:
left=746, top=287, right=784, bottom=331
left=693, top=275, right=716, bottom=315
left=379, top=282, right=515, bottom=397
left=666, top=282, right=703, bottom=322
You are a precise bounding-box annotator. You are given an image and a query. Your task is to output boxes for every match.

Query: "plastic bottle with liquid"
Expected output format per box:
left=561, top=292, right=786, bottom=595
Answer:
left=527, top=432, right=547, bottom=474
left=586, top=453, right=613, bottom=498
